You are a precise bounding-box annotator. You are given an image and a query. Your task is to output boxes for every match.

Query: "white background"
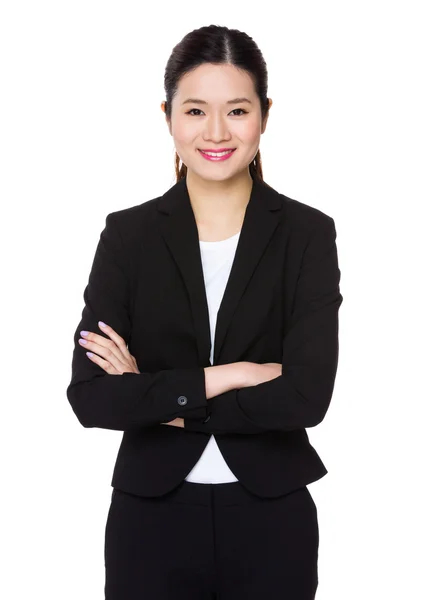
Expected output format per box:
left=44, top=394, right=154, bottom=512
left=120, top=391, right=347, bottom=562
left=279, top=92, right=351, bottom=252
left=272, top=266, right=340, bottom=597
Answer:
left=1, top=1, right=425, bottom=598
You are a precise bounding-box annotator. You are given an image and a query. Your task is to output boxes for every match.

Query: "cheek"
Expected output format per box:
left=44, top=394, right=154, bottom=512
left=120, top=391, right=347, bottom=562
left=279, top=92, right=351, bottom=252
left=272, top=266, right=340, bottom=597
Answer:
left=239, top=122, right=262, bottom=144
left=172, top=119, right=198, bottom=145
left=231, top=117, right=261, bottom=144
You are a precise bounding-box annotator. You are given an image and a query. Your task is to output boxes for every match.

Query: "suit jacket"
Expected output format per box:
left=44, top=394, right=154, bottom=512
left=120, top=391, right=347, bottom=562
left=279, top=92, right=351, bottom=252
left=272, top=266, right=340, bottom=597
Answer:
left=66, top=173, right=343, bottom=498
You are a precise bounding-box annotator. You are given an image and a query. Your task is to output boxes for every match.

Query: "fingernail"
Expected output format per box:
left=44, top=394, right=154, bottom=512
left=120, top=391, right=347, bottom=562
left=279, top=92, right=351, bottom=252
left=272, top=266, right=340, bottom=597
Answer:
left=86, top=352, right=94, bottom=357
left=80, top=330, right=89, bottom=337
left=99, top=321, right=107, bottom=328
left=79, top=338, right=88, bottom=345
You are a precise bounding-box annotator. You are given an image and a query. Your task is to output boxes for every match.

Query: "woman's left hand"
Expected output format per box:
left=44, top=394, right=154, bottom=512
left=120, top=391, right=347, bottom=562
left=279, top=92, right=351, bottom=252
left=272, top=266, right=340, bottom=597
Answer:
left=79, top=321, right=184, bottom=428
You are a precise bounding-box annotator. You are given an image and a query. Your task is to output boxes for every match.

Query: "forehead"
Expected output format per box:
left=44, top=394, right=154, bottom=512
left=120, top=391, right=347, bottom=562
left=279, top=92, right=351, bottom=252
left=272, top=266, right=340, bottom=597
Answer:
left=176, top=63, right=255, bottom=102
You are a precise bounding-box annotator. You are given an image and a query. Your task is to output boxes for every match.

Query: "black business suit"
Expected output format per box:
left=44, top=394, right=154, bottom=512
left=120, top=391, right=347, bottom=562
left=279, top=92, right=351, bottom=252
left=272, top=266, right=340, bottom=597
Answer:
left=66, top=173, right=343, bottom=598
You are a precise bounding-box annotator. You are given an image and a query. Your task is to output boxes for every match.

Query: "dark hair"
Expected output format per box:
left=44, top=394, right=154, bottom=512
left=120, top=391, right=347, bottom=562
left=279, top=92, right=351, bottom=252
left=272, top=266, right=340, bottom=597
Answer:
left=163, top=25, right=270, bottom=183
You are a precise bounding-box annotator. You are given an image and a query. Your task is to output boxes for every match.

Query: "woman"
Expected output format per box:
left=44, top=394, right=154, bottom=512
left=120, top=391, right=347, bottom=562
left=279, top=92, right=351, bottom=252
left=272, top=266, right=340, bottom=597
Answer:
left=67, top=24, right=343, bottom=599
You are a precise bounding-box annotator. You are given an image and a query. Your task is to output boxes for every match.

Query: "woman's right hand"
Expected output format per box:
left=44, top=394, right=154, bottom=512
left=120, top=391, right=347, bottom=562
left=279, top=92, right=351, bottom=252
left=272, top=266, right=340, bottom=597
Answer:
left=161, top=362, right=282, bottom=427
left=242, top=362, right=282, bottom=387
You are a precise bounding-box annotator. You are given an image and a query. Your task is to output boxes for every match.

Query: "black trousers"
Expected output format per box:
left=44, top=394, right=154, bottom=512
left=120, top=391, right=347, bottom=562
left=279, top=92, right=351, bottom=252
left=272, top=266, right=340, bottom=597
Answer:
left=104, top=480, right=319, bottom=599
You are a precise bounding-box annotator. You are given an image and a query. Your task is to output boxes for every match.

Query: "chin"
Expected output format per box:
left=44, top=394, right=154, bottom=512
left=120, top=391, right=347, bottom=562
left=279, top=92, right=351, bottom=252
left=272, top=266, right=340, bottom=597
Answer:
left=200, top=171, right=239, bottom=183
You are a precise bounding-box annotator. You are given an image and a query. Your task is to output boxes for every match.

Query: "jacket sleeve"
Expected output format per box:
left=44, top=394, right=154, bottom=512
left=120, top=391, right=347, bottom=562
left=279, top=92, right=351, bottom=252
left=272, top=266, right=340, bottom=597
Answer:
left=184, top=216, right=343, bottom=435
left=66, top=212, right=209, bottom=431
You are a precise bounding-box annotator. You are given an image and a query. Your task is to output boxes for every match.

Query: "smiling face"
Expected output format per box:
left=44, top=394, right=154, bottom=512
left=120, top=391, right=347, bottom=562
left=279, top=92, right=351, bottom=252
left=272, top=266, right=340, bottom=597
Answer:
left=164, top=63, right=270, bottom=183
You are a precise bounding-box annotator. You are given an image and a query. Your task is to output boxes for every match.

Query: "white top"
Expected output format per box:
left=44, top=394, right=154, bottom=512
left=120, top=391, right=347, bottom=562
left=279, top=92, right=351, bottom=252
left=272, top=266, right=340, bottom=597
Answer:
left=184, top=231, right=241, bottom=484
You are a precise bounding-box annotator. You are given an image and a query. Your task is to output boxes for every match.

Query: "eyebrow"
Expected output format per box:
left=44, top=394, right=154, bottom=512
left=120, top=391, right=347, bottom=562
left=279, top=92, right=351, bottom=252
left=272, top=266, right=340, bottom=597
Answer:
left=181, top=97, right=252, bottom=106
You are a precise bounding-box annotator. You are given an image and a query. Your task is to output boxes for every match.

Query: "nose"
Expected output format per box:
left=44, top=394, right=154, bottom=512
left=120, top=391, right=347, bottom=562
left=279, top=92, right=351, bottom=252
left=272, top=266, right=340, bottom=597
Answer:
left=202, top=113, right=232, bottom=143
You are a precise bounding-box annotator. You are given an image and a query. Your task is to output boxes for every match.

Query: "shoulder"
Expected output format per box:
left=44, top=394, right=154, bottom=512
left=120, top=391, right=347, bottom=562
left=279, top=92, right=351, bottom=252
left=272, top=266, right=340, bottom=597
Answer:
left=261, top=178, right=335, bottom=234
left=107, top=195, right=159, bottom=225
left=102, top=196, right=161, bottom=243
left=279, top=192, right=335, bottom=235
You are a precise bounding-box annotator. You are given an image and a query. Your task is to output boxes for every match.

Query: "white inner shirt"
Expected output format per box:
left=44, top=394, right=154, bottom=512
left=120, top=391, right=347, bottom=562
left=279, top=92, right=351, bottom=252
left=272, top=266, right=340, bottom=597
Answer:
left=184, top=230, right=241, bottom=484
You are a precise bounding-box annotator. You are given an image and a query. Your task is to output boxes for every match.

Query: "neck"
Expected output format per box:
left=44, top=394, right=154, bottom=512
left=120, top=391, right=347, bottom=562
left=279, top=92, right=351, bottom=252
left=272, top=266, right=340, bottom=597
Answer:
left=185, top=169, right=253, bottom=225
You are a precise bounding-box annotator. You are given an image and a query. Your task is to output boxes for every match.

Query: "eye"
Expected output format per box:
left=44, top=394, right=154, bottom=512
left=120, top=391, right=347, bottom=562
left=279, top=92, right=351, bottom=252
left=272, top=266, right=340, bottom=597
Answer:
left=230, top=108, right=248, bottom=116
left=186, top=108, right=248, bottom=116
left=186, top=108, right=204, bottom=116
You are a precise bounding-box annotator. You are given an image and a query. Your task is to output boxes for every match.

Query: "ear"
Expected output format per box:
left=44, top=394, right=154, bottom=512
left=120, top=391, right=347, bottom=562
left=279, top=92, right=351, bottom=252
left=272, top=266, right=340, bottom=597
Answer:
left=261, top=98, right=273, bottom=134
left=161, top=101, right=172, bottom=135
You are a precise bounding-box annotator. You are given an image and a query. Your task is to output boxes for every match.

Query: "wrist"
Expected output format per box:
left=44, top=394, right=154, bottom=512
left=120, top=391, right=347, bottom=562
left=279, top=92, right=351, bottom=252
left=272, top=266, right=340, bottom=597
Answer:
left=236, top=361, right=250, bottom=388
left=220, top=361, right=248, bottom=390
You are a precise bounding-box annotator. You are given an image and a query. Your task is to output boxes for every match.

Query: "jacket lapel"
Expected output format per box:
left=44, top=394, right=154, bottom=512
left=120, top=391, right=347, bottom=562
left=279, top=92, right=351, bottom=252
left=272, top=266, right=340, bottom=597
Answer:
left=156, top=174, right=282, bottom=366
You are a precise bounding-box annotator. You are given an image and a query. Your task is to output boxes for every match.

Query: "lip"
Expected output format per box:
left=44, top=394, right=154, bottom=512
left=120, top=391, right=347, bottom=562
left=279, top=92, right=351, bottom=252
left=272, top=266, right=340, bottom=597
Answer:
left=199, top=148, right=236, bottom=152
left=198, top=148, right=236, bottom=162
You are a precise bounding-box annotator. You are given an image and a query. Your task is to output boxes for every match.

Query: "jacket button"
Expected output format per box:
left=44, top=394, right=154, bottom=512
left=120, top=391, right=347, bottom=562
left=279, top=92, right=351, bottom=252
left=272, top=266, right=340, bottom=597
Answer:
left=203, top=415, right=211, bottom=423
left=177, top=395, right=188, bottom=406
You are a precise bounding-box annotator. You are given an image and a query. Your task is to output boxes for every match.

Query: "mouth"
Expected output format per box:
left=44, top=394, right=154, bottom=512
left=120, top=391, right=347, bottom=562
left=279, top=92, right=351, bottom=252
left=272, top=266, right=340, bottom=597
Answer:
left=198, top=148, right=236, bottom=162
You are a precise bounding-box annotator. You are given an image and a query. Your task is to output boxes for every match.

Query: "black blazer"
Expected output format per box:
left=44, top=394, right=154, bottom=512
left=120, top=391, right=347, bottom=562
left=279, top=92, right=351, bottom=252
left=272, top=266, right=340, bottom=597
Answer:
left=66, top=174, right=343, bottom=498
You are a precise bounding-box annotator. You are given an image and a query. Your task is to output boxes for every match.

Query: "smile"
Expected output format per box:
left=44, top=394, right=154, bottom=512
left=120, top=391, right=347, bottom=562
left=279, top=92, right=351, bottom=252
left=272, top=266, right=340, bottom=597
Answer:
left=198, top=149, right=236, bottom=161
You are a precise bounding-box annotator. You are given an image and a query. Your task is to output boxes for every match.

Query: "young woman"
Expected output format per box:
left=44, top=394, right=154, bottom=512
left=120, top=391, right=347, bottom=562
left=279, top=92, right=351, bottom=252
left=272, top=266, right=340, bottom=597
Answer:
left=67, top=24, right=343, bottom=600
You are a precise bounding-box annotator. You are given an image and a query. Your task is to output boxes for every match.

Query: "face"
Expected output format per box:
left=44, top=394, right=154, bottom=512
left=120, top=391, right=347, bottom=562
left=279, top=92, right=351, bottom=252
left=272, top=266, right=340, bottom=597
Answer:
left=162, top=63, right=271, bottom=183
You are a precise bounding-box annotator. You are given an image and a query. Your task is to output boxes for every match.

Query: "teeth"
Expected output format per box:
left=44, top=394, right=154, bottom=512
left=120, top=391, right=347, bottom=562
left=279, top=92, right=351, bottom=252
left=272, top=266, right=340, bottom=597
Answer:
left=201, top=150, right=234, bottom=157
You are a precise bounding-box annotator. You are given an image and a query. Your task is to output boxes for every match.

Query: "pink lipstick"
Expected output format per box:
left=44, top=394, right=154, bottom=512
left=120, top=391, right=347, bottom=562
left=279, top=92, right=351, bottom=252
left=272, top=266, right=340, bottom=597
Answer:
left=198, top=148, right=236, bottom=162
